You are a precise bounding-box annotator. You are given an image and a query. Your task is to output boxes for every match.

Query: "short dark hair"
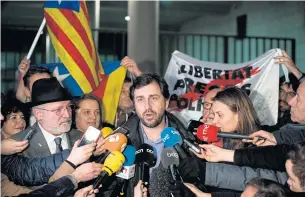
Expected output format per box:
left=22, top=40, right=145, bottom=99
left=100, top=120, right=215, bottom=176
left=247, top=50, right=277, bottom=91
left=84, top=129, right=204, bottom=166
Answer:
left=71, top=94, right=103, bottom=130
left=23, top=66, right=52, bottom=88
left=286, top=143, right=305, bottom=189
left=1, top=94, right=29, bottom=127
left=279, top=73, right=299, bottom=92
left=247, top=178, right=287, bottom=197
left=129, top=74, right=170, bottom=101
left=170, top=94, right=178, bottom=101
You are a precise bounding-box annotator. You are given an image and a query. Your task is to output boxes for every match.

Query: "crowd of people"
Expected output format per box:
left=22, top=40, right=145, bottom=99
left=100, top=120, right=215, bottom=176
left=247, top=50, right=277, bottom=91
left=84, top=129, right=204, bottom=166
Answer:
left=1, top=50, right=305, bottom=197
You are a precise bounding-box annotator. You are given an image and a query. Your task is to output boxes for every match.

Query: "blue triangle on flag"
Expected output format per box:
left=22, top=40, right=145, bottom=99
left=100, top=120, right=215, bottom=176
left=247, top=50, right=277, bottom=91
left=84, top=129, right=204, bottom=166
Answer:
left=39, top=63, right=84, bottom=96
left=44, top=0, right=80, bottom=12
left=103, top=61, right=121, bottom=76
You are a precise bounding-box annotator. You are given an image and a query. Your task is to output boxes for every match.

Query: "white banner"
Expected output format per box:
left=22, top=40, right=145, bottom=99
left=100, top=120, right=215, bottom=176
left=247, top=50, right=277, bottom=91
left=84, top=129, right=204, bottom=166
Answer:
left=164, top=49, right=282, bottom=126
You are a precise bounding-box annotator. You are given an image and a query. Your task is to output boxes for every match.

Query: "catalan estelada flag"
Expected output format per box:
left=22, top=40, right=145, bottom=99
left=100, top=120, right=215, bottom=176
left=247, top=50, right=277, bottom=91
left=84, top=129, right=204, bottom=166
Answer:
left=43, top=0, right=127, bottom=124
left=44, top=0, right=101, bottom=94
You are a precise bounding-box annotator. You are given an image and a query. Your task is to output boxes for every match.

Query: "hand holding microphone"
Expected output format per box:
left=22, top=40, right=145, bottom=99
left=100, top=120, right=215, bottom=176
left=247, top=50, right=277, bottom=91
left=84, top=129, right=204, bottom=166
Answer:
left=196, top=124, right=276, bottom=144
left=134, top=180, right=148, bottom=197
left=244, top=130, right=277, bottom=146
left=193, top=144, right=235, bottom=163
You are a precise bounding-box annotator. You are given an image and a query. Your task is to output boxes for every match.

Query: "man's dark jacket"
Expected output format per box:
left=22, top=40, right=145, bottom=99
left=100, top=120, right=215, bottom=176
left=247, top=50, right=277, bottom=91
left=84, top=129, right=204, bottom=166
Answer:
left=1, top=150, right=70, bottom=186
left=234, top=144, right=305, bottom=197
left=14, top=175, right=76, bottom=197
left=112, top=112, right=195, bottom=197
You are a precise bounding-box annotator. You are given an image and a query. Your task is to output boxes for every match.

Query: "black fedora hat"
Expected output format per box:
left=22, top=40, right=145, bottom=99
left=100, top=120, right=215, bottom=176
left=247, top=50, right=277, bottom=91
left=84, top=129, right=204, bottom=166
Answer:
left=31, top=77, right=72, bottom=107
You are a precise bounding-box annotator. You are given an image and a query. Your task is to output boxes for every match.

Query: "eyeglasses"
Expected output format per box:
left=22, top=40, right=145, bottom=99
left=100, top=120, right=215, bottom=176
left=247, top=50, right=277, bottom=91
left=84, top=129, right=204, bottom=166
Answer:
left=202, top=102, right=213, bottom=110
left=279, top=89, right=296, bottom=100
left=37, top=104, right=73, bottom=116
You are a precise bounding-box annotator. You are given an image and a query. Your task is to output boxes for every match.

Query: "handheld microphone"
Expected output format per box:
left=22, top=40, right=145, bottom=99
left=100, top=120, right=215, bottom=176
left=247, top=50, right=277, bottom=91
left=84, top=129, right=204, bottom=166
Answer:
left=161, top=147, right=180, bottom=181
left=161, top=127, right=187, bottom=159
left=101, top=127, right=113, bottom=138
left=161, top=148, right=186, bottom=197
left=197, top=124, right=253, bottom=143
left=96, top=133, right=127, bottom=163
left=115, top=145, right=136, bottom=196
left=116, top=145, right=136, bottom=179
left=135, top=144, right=156, bottom=189
left=92, top=150, right=125, bottom=190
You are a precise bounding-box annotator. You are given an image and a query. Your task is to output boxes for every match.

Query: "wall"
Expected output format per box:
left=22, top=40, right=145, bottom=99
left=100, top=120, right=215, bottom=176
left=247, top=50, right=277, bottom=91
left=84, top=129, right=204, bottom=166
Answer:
left=179, top=1, right=305, bottom=72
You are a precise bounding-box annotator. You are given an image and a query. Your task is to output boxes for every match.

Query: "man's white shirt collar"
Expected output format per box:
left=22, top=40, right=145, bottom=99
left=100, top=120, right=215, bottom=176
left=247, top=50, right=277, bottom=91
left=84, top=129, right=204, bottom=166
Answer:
left=38, top=123, right=68, bottom=154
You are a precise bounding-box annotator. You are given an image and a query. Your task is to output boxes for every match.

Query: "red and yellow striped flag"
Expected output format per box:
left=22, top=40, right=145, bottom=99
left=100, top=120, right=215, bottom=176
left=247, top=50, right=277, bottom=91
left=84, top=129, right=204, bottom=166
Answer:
left=44, top=0, right=127, bottom=124
left=44, top=0, right=102, bottom=94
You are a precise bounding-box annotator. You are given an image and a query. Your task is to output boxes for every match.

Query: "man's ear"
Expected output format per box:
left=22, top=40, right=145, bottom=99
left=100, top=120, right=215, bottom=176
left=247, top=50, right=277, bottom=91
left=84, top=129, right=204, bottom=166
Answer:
left=32, top=108, right=42, bottom=121
left=165, top=99, right=170, bottom=109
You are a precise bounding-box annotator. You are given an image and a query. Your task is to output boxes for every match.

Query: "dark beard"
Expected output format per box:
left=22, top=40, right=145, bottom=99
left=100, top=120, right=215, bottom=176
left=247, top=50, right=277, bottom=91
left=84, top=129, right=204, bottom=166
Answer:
left=140, top=111, right=165, bottom=128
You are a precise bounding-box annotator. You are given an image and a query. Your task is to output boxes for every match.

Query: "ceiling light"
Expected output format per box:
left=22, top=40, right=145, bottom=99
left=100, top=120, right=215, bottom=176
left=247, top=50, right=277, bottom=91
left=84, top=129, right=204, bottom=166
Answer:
left=125, top=16, right=130, bottom=21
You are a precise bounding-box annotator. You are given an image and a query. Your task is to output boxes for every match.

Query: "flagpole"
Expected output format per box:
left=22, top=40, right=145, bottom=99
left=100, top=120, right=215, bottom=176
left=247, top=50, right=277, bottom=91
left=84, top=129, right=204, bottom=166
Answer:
left=26, top=18, right=46, bottom=60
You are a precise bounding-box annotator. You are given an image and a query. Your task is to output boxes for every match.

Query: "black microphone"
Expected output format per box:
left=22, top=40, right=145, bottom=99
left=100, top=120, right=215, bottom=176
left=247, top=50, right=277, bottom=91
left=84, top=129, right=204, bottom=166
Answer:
left=218, top=132, right=253, bottom=139
left=135, top=144, right=156, bottom=189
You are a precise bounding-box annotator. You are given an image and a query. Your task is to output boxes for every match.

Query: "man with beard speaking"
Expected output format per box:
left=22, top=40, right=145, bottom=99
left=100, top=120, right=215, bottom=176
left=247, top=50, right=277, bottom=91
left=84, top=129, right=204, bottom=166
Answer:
left=120, top=74, right=195, bottom=197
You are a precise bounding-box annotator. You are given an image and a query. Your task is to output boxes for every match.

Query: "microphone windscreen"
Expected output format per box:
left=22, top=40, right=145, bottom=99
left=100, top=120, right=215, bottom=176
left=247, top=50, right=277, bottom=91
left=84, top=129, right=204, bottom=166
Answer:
left=135, top=143, right=156, bottom=167
left=101, top=127, right=113, bottom=138
left=104, top=133, right=127, bottom=152
left=149, top=165, right=172, bottom=197
left=123, top=145, right=136, bottom=166
left=103, top=150, right=125, bottom=175
left=161, top=127, right=183, bottom=147
left=161, top=147, right=180, bottom=169
left=197, top=124, right=219, bottom=143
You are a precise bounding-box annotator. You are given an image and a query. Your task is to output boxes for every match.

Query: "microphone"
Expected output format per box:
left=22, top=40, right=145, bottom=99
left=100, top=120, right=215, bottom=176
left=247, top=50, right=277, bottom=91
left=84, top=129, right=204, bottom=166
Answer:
left=161, top=148, right=186, bottom=197
left=116, top=145, right=136, bottom=179
left=135, top=144, right=156, bottom=189
left=101, top=127, right=113, bottom=138
left=161, top=127, right=187, bottom=159
left=115, top=145, right=136, bottom=196
left=92, top=150, right=125, bottom=190
left=161, top=147, right=180, bottom=181
left=196, top=124, right=253, bottom=143
left=95, top=133, right=127, bottom=163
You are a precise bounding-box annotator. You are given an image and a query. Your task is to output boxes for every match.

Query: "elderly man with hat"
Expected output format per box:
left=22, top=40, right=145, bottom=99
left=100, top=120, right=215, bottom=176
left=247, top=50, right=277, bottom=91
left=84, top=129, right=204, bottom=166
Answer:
left=11, top=78, right=85, bottom=158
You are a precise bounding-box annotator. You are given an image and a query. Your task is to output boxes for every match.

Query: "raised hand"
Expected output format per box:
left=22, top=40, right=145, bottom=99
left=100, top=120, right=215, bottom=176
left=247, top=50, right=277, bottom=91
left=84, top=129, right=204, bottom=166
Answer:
left=67, top=140, right=96, bottom=166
